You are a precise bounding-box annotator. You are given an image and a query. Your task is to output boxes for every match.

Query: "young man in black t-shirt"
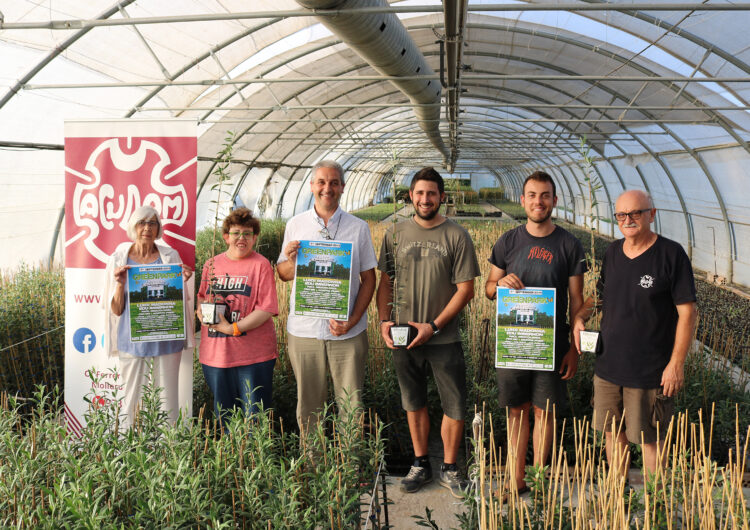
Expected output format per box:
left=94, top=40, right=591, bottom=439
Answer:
left=573, top=189, right=697, bottom=479
left=485, top=171, right=586, bottom=495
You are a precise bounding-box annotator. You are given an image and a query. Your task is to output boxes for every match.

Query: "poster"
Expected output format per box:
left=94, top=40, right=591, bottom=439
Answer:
left=64, top=119, right=196, bottom=435
left=495, top=286, right=556, bottom=371
left=293, top=240, right=353, bottom=319
left=128, top=264, right=186, bottom=342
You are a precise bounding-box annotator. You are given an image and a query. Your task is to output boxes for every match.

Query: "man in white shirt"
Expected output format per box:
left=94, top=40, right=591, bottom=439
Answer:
left=277, top=160, right=377, bottom=434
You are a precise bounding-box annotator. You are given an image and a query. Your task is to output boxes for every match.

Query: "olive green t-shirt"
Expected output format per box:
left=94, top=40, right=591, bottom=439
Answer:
left=378, top=217, right=480, bottom=344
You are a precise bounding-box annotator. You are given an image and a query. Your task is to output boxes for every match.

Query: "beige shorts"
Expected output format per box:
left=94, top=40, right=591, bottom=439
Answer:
left=593, top=374, right=674, bottom=445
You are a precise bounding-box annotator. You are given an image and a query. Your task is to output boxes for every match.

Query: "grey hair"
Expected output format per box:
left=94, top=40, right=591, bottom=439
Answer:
left=126, top=205, right=163, bottom=241
left=312, top=159, right=345, bottom=184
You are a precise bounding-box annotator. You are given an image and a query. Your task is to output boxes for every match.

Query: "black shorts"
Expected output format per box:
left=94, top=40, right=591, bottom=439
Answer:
left=392, top=342, right=466, bottom=420
left=496, top=367, right=567, bottom=413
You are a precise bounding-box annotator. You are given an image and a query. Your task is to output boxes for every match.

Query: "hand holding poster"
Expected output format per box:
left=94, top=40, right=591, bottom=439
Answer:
left=128, top=264, right=186, bottom=342
left=293, top=240, right=353, bottom=319
left=496, top=287, right=556, bottom=370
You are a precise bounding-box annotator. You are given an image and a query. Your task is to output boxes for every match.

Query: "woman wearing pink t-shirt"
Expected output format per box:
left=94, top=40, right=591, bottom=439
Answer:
left=196, top=208, right=279, bottom=424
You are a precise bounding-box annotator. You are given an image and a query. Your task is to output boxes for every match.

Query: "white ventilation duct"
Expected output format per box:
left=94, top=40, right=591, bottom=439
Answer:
left=295, top=0, right=449, bottom=166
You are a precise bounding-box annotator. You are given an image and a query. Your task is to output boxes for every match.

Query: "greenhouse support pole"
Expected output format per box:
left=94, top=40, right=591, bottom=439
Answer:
left=48, top=204, right=65, bottom=268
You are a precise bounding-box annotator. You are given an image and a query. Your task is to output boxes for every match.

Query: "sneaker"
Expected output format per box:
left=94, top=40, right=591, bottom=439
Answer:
left=440, top=464, right=468, bottom=498
left=400, top=465, right=433, bottom=493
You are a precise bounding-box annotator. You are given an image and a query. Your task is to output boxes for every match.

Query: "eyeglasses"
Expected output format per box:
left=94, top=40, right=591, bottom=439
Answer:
left=137, top=220, right=159, bottom=228
left=228, top=231, right=254, bottom=239
left=614, top=208, right=650, bottom=222
left=319, top=227, right=333, bottom=240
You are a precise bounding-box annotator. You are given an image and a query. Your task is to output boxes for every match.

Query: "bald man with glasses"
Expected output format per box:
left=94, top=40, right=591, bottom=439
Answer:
left=573, top=189, right=697, bottom=480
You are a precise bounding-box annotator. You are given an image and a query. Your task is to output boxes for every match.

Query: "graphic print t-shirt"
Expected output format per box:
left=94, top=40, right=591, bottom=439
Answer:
left=596, top=236, right=696, bottom=388
left=198, top=252, right=279, bottom=368
left=489, top=225, right=586, bottom=365
left=378, top=218, right=480, bottom=344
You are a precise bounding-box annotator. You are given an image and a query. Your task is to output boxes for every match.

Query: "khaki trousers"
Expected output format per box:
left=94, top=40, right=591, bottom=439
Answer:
left=287, top=331, right=367, bottom=434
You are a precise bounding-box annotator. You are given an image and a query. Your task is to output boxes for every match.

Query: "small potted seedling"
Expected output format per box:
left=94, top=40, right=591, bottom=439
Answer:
left=385, top=151, right=415, bottom=346
left=200, top=132, right=234, bottom=325
left=578, top=136, right=602, bottom=353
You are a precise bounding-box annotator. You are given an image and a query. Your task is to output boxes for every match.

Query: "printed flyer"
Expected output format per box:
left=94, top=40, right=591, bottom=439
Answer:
left=496, top=286, right=556, bottom=370
left=293, top=240, right=353, bottom=320
left=128, top=264, right=186, bottom=342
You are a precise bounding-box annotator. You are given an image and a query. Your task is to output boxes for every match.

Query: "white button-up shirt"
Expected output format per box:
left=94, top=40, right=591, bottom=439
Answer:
left=278, top=207, right=378, bottom=340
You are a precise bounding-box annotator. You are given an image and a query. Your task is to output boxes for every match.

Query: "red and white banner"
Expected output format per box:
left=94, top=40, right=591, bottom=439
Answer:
left=64, top=120, right=197, bottom=433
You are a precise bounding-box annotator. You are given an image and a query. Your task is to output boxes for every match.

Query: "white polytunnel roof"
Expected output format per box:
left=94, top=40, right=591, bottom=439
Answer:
left=2, top=1, right=750, bottom=286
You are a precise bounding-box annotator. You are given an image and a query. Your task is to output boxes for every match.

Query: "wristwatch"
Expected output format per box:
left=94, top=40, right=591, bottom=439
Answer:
left=429, top=321, right=440, bottom=335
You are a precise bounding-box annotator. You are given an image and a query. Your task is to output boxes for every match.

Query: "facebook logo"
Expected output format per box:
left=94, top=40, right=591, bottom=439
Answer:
left=73, top=327, right=96, bottom=354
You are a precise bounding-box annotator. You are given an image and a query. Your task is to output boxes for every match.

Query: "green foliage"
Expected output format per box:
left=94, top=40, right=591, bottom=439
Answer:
left=352, top=203, right=405, bottom=222
left=0, top=380, right=383, bottom=528
left=479, top=187, right=505, bottom=201
left=488, top=198, right=528, bottom=220
left=0, top=265, right=64, bottom=399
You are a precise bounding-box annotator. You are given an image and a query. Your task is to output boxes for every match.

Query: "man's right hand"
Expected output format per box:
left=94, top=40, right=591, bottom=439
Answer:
left=572, top=317, right=586, bottom=354
left=284, top=240, right=301, bottom=262
left=380, top=320, right=395, bottom=349
left=497, top=273, right=524, bottom=290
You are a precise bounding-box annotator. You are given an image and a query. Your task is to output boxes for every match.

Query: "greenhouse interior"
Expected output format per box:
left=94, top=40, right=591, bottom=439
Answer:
left=1, top=1, right=749, bottom=528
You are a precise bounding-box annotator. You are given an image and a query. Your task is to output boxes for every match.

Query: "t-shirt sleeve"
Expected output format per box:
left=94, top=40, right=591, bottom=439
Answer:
left=452, top=229, right=481, bottom=284
left=596, top=243, right=612, bottom=301
left=377, top=231, right=394, bottom=275
left=488, top=233, right=508, bottom=270
left=255, top=258, right=280, bottom=316
left=671, top=244, right=696, bottom=305
left=358, top=221, right=378, bottom=272
left=568, top=236, right=587, bottom=277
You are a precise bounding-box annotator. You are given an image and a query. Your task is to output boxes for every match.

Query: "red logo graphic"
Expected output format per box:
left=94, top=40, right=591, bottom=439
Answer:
left=65, top=136, right=197, bottom=269
left=527, top=246, right=554, bottom=264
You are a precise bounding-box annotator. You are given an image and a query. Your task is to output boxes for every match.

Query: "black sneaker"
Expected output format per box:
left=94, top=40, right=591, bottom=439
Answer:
left=439, top=464, right=468, bottom=498
left=400, top=465, right=433, bottom=493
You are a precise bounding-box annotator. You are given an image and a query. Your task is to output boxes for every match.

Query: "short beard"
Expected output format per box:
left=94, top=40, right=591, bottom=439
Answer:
left=415, top=205, right=439, bottom=221
left=528, top=209, right=552, bottom=224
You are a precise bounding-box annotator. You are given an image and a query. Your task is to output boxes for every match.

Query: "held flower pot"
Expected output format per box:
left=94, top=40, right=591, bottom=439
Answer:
left=390, top=324, right=415, bottom=347
left=579, top=330, right=601, bottom=354
left=201, top=302, right=227, bottom=325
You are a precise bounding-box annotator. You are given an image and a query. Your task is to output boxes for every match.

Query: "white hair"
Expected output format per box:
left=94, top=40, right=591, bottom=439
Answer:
left=126, top=205, right=163, bottom=241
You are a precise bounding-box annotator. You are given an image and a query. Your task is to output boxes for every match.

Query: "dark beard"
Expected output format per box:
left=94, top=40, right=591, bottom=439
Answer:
left=415, top=205, right=439, bottom=221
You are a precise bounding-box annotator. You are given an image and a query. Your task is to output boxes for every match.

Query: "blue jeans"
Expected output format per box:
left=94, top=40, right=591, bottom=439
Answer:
left=201, top=358, right=276, bottom=424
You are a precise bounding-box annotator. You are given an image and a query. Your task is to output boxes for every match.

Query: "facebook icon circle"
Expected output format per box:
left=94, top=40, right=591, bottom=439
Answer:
left=73, top=327, right=96, bottom=354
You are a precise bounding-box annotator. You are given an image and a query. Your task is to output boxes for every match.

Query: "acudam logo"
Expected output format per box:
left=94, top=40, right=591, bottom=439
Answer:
left=64, top=136, right=196, bottom=269
left=73, top=327, right=97, bottom=354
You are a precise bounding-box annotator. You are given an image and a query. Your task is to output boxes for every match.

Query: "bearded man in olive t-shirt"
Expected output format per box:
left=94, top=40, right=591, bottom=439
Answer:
left=377, top=167, right=480, bottom=498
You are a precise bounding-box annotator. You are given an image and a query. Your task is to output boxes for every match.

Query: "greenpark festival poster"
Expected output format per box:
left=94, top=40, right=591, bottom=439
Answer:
left=293, top=240, right=353, bottom=320
left=127, top=264, right=185, bottom=342
left=496, top=286, right=556, bottom=371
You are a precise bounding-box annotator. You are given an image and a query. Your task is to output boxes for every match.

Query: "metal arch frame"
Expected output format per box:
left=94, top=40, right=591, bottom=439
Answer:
left=457, top=59, right=703, bottom=261
left=460, top=22, right=747, bottom=272
left=13, top=5, right=748, bottom=268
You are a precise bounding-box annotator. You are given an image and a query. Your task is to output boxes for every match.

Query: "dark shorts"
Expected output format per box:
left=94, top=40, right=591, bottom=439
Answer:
left=593, top=374, right=674, bottom=445
left=496, top=367, right=567, bottom=413
left=392, top=342, right=466, bottom=420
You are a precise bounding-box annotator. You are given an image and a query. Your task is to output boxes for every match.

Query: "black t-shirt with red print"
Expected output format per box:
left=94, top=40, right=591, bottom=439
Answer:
left=489, top=225, right=587, bottom=366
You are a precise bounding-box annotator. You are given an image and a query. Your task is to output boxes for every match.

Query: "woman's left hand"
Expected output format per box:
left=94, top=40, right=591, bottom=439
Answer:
left=181, top=264, right=194, bottom=280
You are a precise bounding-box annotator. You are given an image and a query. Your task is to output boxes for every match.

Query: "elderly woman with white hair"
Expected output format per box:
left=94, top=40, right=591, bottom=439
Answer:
left=103, top=205, right=194, bottom=429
